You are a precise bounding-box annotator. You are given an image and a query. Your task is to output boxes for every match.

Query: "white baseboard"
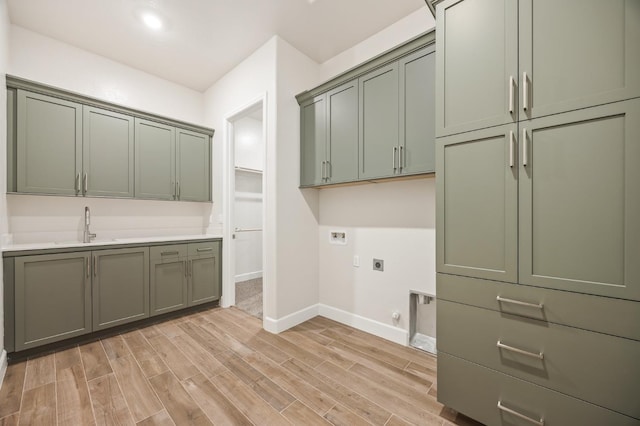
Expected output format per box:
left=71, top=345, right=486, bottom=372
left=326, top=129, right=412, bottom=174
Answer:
left=318, top=304, right=409, bottom=346
left=260, top=303, right=410, bottom=346
left=0, top=350, right=7, bottom=390
left=263, top=304, right=319, bottom=334
left=235, top=271, right=263, bottom=283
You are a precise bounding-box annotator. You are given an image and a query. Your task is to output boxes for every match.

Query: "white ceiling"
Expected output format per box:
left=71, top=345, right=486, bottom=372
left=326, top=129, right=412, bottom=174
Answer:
left=7, top=0, right=426, bottom=92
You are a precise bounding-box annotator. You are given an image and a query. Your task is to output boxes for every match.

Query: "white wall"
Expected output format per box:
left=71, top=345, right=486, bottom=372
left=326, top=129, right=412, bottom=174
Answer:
left=319, top=7, right=435, bottom=81
left=273, top=37, right=321, bottom=322
left=316, top=8, right=436, bottom=345
left=234, top=116, right=263, bottom=282
left=6, top=25, right=213, bottom=244
left=0, top=0, right=10, bottom=385
left=9, top=25, right=204, bottom=124
left=202, top=37, right=277, bottom=312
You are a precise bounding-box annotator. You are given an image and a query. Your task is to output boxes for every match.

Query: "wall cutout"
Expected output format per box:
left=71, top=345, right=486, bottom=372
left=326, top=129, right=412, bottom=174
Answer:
left=329, top=230, right=347, bottom=245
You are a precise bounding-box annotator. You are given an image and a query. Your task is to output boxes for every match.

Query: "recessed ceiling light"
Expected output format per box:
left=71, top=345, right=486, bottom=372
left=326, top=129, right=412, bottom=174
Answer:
left=142, top=12, right=163, bottom=30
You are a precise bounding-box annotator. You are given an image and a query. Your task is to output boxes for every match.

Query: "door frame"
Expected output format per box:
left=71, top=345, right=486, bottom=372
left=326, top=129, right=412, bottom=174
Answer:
left=222, top=94, right=267, bottom=312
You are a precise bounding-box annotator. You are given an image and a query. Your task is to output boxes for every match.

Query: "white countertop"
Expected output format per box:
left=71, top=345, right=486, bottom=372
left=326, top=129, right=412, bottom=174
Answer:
left=2, top=234, right=223, bottom=253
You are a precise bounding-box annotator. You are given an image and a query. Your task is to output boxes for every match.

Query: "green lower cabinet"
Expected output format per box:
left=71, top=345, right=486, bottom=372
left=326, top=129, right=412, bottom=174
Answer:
left=92, top=247, right=150, bottom=330
left=150, top=245, right=188, bottom=316
left=188, top=241, right=221, bottom=306
left=14, top=252, right=91, bottom=351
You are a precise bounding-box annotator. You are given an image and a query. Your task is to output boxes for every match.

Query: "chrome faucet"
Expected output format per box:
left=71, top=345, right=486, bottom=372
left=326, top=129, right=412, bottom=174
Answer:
left=83, top=206, right=96, bottom=243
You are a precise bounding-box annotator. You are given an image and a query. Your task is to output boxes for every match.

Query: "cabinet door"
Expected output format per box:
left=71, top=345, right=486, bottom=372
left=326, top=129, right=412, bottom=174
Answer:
left=326, top=81, right=358, bottom=184
left=150, top=257, right=187, bottom=316
left=93, top=247, right=149, bottom=330
left=176, top=129, right=210, bottom=202
left=359, top=63, right=399, bottom=179
left=436, top=123, right=518, bottom=283
left=188, top=241, right=221, bottom=306
left=299, top=94, right=326, bottom=186
left=519, top=0, right=640, bottom=120
left=83, top=106, right=134, bottom=197
left=14, top=252, right=91, bottom=351
left=135, top=118, right=176, bottom=200
left=16, top=90, right=82, bottom=195
left=399, top=46, right=436, bottom=175
left=435, top=0, right=518, bottom=137
left=519, top=99, right=640, bottom=301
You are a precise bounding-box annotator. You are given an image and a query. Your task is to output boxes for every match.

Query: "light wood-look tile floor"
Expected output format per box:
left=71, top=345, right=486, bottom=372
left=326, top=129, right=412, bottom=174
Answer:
left=0, top=307, right=482, bottom=426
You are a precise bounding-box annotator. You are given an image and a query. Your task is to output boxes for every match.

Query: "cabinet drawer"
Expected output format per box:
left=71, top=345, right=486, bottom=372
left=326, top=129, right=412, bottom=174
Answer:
left=150, top=244, right=187, bottom=261
left=438, top=300, right=640, bottom=419
left=188, top=241, right=219, bottom=258
left=438, top=352, right=639, bottom=426
left=437, top=273, right=640, bottom=341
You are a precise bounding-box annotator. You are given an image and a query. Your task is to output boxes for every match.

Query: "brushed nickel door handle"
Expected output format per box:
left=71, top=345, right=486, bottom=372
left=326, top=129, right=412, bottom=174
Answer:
left=523, top=72, right=529, bottom=111
left=498, top=401, right=544, bottom=426
left=509, top=131, right=515, bottom=168
left=497, top=296, right=543, bottom=309
left=522, top=128, right=528, bottom=167
left=497, top=340, right=543, bottom=360
left=509, top=75, right=515, bottom=114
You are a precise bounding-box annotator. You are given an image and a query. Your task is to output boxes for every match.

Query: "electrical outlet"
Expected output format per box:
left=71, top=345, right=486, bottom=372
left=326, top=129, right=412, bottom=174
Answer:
left=373, top=258, right=384, bottom=271
left=353, top=255, right=360, bottom=267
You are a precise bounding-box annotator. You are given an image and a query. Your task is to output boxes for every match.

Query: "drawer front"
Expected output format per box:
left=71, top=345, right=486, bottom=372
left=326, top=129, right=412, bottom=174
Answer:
left=437, top=273, right=640, bottom=341
left=150, top=244, right=187, bottom=261
left=438, top=352, right=640, bottom=426
left=188, top=241, right=219, bottom=258
left=438, top=300, right=640, bottom=419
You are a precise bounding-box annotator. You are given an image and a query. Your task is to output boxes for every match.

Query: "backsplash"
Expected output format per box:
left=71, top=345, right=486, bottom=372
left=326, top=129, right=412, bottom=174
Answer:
left=6, top=194, right=215, bottom=244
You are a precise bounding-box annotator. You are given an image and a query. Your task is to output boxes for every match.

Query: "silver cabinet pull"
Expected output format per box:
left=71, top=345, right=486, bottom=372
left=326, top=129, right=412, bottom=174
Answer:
left=93, top=255, right=98, bottom=277
left=171, top=181, right=175, bottom=199
left=326, top=161, right=331, bottom=179
left=161, top=251, right=179, bottom=256
left=76, top=173, right=81, bottom=194
left=399, top=146, right=404, bottom=171
left=523, top=72, right=529, bottom=111
left=86, top=257, right=90, bottom=278
left=83, top=173, right=88, bottom=194
left=497, top=341, right=544, bottom=360
left=497, top=296, right=543, bottom=309
left=176, top=181, right=180, bottom=199
left=321, top=161, right=326, bottom=181
left=508, top=75, right=515, bottom=114
left=184, top=260, right=187, bottom=278
left=498, top=401, right=544, bottom=426
left=392, top=147, right=398, bottom=172
left=509, top=131, right=515, bottom=168
left=522, top=128, right=528, bottom=166
left=189, top=260, right=193, bottom=277
left=196, top=247, right=213, bottom=252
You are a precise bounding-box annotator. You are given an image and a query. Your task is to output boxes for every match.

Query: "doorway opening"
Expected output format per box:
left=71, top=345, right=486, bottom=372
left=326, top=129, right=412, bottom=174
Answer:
left=224, top=98, right=265, bottom=319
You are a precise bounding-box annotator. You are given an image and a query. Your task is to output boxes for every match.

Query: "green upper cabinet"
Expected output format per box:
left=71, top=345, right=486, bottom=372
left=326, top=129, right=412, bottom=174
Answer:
left=300, top=94, right=326, bottom=186
left=176, top=128, right=211, bottom=202
left=359, top=63, right=399, bottom=179
left=519, top=99, right=640, bottom=301
left=436, top=0, right=640, bottom=137
left=436, top=123, right=518, bottom=283
left=83, top=106, right=134, bottom=198
left=519, top=0, right=640, bottom=120
left=399, top=46, right=436, bottom=175
left=326, top=81, right=359, bottom=184
left=7, top=78, right=214, bottom=202
left=16, top=90, right=82, bottom=195
left=135, top=118, right=176, bottom=200
left=436, top=0, right=518, bottom=137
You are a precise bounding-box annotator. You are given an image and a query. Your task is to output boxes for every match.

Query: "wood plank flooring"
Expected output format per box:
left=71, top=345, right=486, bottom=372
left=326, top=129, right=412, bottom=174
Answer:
left=0, top=307, right=481, bottom=425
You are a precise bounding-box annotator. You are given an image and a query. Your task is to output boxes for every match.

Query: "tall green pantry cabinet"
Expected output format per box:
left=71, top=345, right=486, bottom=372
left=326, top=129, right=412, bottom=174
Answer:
left=434, top=0, right=640, bottom=424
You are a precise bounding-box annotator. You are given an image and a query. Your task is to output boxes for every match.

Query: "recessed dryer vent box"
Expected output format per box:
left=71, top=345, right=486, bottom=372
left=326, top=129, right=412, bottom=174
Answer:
left=329, top=231, right=347, bottom=245
left=409, top=291, right=437, bottom=355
